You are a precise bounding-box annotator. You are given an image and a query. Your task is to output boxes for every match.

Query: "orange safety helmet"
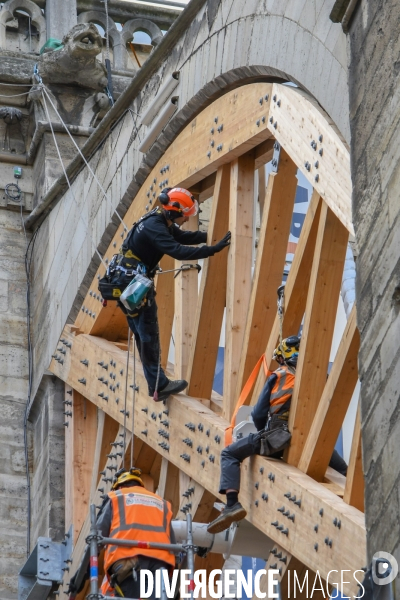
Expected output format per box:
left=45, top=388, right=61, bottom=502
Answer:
left=159, top=187, right=198, bottom=217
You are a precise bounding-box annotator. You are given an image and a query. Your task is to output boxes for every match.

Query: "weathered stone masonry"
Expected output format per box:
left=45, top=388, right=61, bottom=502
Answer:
left=349, top=0, right=400, bottom=569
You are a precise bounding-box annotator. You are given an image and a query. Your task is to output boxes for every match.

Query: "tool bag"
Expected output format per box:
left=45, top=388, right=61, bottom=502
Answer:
left=120, top=273, right=154, bottom=312
left=259, top=415, right=292, bottom=456
left=99, top=208, right=161, bottom=302
left=98, top=254, right=139, bottom=301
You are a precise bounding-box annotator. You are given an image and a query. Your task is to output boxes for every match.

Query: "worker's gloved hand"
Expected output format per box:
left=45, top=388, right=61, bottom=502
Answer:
left=213, top=231, right=231, bottom=253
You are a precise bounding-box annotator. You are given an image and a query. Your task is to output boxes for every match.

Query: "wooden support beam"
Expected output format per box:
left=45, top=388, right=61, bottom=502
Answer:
left=251, top=191, right=322, bottom=404
left=51, top=327, right=366, bottom=597
left=67, top=391, right=98, bottom=543
left=298, top=306, right=360, bottom=480
left=267, top=84, right=353, bottom=234
left=253, top=543, right=291, bottom=600
left=287, top=203, right=349, bottom=466
left=254, top=139, right=274, bottom=171
left=89, top=409, right=105, bottom=505
left=257, top=166, right=266, bottom=217
left=155, top=254, right=175, bottom=369
left=343, top=404, right=364, bottom=512
left=61, top=424, right=125, bottom=596
left=174, top=215, right=199, bottom=379
left=187, top=164, right=230, bottom=399
left=189, top=172, right=217, bottom=203
left=224, top=153, right=255, bottom=419
left=176, top=478, right=205, bottom=520
left=236, top=149, right=297, bottom=396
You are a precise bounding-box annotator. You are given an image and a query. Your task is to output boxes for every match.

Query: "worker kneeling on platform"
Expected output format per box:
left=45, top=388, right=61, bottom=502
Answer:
left=207, top=336, right=348, bottom=535
left=97, top=468, right=176, bottom=598
left=113, top=187, right=230, bottom=402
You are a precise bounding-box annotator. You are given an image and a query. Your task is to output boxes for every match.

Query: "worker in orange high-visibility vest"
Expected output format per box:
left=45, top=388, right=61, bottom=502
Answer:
left=97, top=467, right=176, bottom=598
left=207, top=336, right=348, bottom=535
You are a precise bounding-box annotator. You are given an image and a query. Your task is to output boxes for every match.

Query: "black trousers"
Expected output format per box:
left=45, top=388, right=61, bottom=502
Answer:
left=219, top=434, right=348, bottom=493
left=126, top=292, right=169, bottom=396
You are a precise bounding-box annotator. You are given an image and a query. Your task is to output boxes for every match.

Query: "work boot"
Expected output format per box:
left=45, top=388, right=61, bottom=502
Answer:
left=206, top=503, right=247, bottom=534
left=155, top=379, right=188, bottom=401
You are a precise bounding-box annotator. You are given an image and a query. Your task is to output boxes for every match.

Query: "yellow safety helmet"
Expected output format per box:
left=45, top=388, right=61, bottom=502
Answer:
left=112, top=467, right=144, bottom=490
left=273, top=335, right=301, bottom=363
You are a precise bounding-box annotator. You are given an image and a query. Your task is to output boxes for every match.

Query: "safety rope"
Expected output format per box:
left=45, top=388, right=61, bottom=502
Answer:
left=41, top=90, right=108, bottom=270
left=122, top=327, right=131, bottom=468
left=130, top=341, right=137, bottom=469
left=103, top=0, right=110, bottom=62
left=42, top=86, right=127, bottom=230
left=153, top=314, right=162, bottom=402
left=0, top=91, right=32, bottom=97
left=277, top=285, right=285, bottom=345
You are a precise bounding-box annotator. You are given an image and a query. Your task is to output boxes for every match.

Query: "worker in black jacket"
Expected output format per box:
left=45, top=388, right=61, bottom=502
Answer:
left=120, top=187, right=231, bottom=402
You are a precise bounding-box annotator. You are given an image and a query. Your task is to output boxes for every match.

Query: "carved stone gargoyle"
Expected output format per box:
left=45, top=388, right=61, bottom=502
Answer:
left=0, top=107, right=25, bottom=153
left=38, top=23, right=108, bottom=90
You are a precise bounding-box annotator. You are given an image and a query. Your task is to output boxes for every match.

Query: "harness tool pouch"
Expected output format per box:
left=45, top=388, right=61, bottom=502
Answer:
left=98, top=254, right=142, bottom=301
left=259, top=417, right=291, bottom=456
left=120, top=273, right=154, bottom=312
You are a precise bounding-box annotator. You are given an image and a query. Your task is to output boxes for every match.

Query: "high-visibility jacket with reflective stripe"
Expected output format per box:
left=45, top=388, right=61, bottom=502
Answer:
left=269, top=365, right=296, bottom=414
left=100, top=574, right=115, bottom=596
left=104, top=487, right=175, bottom=573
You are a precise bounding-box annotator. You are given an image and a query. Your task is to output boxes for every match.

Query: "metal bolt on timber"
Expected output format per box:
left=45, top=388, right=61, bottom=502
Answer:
left=280, top=556, right=287, bottom=564
left=141, top=407, right=148, bottom=413
left=78, top=378, right=86, bottom=385
left=314, top=525, right=319, bottom=532
left=66, top=390, right=72, bottom=395
left=261, top=493, right=268, bottom=501
left=141, top=429, right=148, bottom=436
left=80, top=359, right=89, bottom=366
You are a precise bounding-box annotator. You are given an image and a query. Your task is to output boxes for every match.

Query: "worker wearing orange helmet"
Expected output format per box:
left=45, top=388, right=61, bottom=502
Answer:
left=120, top=187, right=231, bottom=401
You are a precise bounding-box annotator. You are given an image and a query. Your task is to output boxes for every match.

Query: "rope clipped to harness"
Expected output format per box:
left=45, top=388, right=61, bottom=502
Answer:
left=277, top=285, right=285, bottom=345
left=156, top=263, right=202, bottom=278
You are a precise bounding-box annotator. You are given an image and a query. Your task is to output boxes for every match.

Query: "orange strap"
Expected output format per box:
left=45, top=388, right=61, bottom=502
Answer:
left=224, top=354, right=271, bottom=446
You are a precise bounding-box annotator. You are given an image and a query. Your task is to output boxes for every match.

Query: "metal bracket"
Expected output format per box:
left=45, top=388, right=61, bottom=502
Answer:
left=271, top=141, right=281, bottom=173
left=18, top=526, right=73, bottom=600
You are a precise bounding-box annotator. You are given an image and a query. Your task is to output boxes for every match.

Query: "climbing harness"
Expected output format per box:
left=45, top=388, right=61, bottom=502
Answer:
left=277, top=284, right=285, bottom=345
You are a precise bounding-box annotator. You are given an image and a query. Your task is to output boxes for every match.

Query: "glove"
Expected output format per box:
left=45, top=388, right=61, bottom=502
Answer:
left=213, top=231, right=231, bottom=253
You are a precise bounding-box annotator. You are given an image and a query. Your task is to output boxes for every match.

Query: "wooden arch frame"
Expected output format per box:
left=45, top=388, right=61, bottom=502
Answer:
left=49, top=83, right=365, bottom=598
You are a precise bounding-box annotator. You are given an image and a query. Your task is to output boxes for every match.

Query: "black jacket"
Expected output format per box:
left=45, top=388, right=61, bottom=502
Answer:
left=123, top=210, right=217, bottom=272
